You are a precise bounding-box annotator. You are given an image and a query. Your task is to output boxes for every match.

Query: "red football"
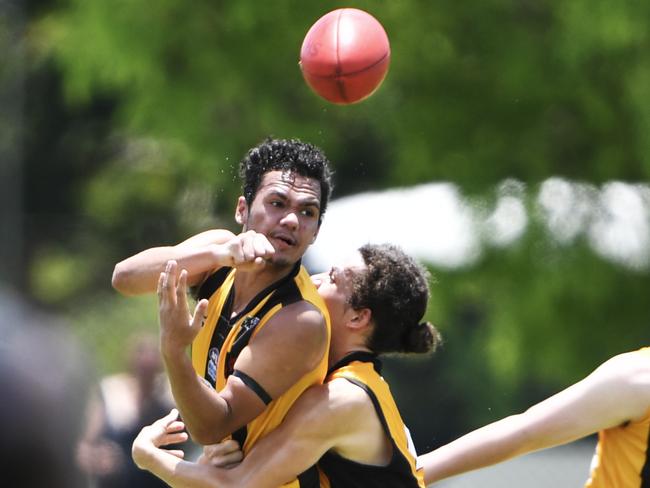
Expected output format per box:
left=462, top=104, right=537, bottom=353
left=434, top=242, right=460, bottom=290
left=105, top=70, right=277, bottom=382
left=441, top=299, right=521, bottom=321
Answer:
left=299, top=8, right=391, bottom=105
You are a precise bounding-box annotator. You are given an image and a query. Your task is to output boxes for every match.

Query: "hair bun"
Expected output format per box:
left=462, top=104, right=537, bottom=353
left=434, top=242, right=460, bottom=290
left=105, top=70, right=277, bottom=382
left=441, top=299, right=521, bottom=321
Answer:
left=401, top=321, right=442, bottom=354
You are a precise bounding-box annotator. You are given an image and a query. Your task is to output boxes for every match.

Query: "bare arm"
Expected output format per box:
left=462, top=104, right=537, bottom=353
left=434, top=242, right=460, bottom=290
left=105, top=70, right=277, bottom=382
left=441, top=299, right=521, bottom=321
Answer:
left=112, top=229, right=236, bottom=295
left=158, top=262, right=328, bottom=445
left=133, top=409, right=228, bottom=488
left=420, top=351, right=650, bottom=485
left=134, top=381, right=374, bottom=488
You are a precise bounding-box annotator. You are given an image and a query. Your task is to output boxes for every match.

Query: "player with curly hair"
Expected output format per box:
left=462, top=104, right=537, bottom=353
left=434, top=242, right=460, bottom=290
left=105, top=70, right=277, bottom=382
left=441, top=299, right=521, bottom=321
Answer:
left=113, top=138, right=334, bottom=487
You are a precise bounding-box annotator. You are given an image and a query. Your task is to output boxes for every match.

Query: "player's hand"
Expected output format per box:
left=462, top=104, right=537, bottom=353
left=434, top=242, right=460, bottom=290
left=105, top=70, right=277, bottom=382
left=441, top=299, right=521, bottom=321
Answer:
left=132, top=409, right=188, bottom=470
left=158, top=260, right=209, bottom=357
left=198, top=439, right=243, bottom=468
left=216, top=230, right=275, bottom=271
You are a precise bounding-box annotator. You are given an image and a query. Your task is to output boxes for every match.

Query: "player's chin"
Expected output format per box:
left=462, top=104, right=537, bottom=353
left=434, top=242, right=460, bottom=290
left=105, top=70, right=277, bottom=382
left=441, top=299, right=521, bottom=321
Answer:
left=267, top=252, right=298, bottom=268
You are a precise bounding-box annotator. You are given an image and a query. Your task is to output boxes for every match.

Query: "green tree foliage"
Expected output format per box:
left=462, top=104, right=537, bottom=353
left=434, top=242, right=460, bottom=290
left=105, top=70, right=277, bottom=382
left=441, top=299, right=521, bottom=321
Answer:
left=12, top=0, right=650, bottom=444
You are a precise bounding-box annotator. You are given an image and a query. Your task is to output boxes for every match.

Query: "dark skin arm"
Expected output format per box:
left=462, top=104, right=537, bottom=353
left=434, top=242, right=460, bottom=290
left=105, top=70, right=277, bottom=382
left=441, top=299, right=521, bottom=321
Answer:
left=158, top=261, right=328, bottom=445
left=112, top=229, right=276, bottom=296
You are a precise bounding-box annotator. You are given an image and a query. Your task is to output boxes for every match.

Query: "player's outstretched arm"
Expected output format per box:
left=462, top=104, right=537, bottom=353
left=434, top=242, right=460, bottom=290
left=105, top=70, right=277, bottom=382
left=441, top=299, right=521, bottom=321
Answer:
left=420, top=351, right=650, bottom=485
left=112, top=229, right=236, bottom=295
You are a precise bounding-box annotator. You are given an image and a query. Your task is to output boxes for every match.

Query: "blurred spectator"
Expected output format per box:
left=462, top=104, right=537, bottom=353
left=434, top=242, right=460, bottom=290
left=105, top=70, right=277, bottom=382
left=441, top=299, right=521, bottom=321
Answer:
left=76, top=333, right=182, bottom=487
left=0, top=286, right=90, bottom=488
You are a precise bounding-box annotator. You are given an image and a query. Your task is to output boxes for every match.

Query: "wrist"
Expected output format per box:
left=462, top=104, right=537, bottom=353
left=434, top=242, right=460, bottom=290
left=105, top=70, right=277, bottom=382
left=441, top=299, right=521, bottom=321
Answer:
left=209, top=242, right=231, bottom=267
left=160, top=342, right=189, bottom=363
left=132, top=441, right=155, bottom=471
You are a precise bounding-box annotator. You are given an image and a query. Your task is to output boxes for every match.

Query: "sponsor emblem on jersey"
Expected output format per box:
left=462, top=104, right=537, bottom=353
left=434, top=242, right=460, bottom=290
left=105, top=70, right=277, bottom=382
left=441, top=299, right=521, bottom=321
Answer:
left=207, top=347, right=219, bottom=382
left=241, top=316, right=260, bottom=332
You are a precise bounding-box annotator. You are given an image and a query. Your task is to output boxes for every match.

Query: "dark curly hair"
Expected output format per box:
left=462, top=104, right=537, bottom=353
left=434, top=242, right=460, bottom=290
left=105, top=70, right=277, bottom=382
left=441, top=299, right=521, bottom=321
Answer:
left=239, top=137, right=334, bottom=224
left=349, top=244, right=441, bottom=355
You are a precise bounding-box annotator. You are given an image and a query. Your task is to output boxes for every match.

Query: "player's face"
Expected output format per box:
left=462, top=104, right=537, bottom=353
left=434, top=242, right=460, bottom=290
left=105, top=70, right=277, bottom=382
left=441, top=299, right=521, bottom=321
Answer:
left=242, top=171, right=321, bottom=267
left=311, top=251, right=367, bottom=330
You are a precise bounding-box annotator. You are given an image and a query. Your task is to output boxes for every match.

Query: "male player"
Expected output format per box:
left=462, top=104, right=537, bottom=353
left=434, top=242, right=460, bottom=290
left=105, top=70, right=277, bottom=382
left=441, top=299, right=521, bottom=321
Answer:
left=132, top=244, right=440, bottom=487
left=419, top=347, right=650, bottom=487
left=113, top=138, right=333, bottom=485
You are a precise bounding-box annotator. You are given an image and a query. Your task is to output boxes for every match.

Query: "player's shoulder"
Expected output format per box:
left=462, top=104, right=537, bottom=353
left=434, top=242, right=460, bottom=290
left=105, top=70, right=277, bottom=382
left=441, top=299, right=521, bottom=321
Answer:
left=596, top=349, right=650, bottom=404
left=266, top=300, right=327, bottom=337
left=250, top=300, right=328, bottom=369
left=324, top=377, right=377, bottom=422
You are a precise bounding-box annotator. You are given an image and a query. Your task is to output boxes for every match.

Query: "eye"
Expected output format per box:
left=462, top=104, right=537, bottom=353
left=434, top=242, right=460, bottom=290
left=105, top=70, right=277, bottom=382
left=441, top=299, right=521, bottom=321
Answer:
left=301, top=208, right=316, bottom=218
left=270, top=200, right=284, bottom=208
left=328, top=268, right=336, bottom=283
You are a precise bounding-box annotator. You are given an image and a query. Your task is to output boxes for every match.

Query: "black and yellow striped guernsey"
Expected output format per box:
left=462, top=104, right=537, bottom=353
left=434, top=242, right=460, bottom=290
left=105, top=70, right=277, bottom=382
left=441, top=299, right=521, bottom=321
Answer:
left=317, top=352, right=426, bottom=488
left=585, top=347, right=650, bottom=488
left=191, top=261, right=331, bottom=488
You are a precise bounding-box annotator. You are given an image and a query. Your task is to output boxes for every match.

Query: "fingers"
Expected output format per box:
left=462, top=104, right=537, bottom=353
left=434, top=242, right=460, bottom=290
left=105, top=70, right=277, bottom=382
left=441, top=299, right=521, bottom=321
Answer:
left=158, top=260, right=179, bottom=306
left=209, top=450, right=243, bottom=467
left=229, top=231, right=276, bottom=269
left=157, top=271, right=165, bottom=298
left=158, top=431, right=189, bottom=446
left=204, top=439, right=240, bottom=456
left=241, top=231, right=257, bottom=262
left=166, top=420, right=186, bottom=433
left=162, top=408, right=180, bottom=424
left=191, top=299, right=209, bottom=330
left=167, top=449, right=186, bottom=459
left=177, top=268, right=190, bottom=310
left=254, top=232, right=276, bottom=258
left=203, top=440, right=243, bottom=468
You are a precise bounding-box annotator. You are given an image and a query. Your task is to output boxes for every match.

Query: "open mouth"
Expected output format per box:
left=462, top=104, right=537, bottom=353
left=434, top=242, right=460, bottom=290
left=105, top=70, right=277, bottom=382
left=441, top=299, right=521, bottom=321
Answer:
left=272, top=234, right=296, bottom=247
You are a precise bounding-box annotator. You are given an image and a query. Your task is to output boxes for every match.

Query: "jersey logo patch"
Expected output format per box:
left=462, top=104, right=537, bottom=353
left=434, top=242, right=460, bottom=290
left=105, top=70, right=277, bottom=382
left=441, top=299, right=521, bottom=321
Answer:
left=207, top=347, right=219, bottom=383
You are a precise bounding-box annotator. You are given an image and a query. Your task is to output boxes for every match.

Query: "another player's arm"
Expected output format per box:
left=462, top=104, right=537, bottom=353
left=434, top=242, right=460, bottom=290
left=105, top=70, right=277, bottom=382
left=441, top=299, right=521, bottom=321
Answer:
left=112, top=229, right=236, bottom=295
left=420, top=351, right=650, bottom=485
left=134, top=381, right=369, bottom=488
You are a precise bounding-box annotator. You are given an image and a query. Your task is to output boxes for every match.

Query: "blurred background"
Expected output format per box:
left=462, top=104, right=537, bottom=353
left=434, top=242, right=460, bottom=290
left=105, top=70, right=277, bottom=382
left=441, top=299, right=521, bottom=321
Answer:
left=2, top=0, right=649, bottom=486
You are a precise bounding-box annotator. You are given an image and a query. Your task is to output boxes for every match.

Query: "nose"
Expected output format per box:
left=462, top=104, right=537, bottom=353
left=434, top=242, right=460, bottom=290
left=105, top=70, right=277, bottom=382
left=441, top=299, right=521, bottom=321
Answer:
left=280, top=211, right=299, bottom=230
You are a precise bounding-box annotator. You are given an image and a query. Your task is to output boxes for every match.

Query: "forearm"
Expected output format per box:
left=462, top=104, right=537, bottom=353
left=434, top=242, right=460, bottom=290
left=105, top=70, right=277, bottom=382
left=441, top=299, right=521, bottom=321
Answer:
left=137, top=446, right=238, bottom=488
left=112, top=229, right=236, bottom=295
left=420, top=414, right=534, bottom=484
left=163, top=350, right=232, bottom=445
left=112, top=246, right=220, bottom=295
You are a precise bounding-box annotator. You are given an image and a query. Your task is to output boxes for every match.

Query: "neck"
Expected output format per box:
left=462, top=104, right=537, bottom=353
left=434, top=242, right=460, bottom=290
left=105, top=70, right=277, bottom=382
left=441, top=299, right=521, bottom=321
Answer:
left=328, top=341, right=373, bottom=369
left=231, top=262, right=295, bottom=313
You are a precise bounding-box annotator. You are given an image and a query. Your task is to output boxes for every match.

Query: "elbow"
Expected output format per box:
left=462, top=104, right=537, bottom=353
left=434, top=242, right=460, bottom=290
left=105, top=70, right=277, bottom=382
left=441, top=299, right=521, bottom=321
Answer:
left=111, top=263, right=134, bottom=295
left=187, top=426, right=225, bottom=446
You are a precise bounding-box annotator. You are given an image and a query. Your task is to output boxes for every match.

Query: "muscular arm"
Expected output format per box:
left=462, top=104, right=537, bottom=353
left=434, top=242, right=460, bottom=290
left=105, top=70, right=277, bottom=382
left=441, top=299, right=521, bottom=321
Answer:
left=112, top=229, right=236, bottom=295
left=136, top=380, right=381, bottom=488
left=420, top=351, right=650, bottom=485
left=161, top=272, right=329, bottom=445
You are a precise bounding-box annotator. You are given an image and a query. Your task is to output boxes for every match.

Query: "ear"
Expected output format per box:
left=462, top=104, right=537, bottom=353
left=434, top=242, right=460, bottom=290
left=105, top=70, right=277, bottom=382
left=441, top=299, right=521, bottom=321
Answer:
left=235, top=196, right=248, bottom=228
left=347, top=308, right=372, bottom=331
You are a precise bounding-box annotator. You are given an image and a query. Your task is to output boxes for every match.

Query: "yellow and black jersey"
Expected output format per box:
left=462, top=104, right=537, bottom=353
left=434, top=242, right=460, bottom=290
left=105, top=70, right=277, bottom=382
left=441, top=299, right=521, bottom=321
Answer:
left=585, top=347, right=650, bottom=488
left=191, top=261, right=331, bottom=488
left=317, top=352, right=426, bottom=488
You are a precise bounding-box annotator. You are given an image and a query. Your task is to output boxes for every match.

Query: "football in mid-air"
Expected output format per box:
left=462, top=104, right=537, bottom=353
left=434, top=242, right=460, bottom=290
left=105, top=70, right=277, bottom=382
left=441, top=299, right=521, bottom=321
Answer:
left=299, top=8, right=391, bottom=105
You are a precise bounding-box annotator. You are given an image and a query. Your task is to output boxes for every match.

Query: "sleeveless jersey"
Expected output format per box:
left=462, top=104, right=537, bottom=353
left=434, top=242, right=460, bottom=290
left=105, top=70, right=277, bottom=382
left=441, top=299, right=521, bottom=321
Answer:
left=585, top=347, right=650, bottom=488
left=192, top=262, right=331, bottom=488
left=317, top=352, right=426, bottom=488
